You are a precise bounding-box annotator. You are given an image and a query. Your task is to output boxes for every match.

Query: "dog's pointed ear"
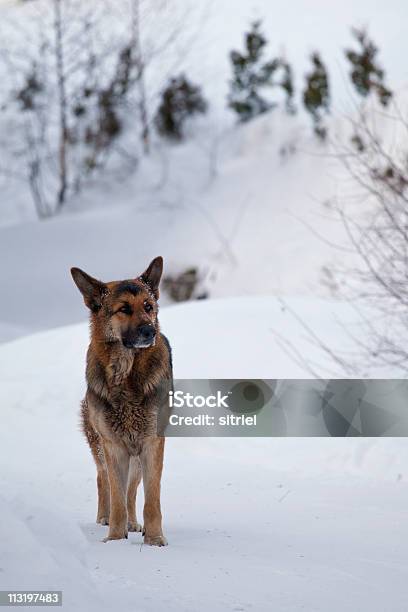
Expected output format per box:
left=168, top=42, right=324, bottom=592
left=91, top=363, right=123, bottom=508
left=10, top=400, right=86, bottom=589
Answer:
left=140, top=256, right=163, bottom=298
left=71, top=267, right=107, bottom=312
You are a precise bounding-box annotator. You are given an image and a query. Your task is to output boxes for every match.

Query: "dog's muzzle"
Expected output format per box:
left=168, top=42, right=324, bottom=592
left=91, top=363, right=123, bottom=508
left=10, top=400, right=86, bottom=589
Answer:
left=123, top=324, right=156, bottom=349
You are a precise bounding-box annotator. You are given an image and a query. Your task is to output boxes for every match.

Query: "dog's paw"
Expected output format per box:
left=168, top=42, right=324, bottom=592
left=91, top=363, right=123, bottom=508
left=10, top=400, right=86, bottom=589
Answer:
left=143, top=534, right=168, bottom=547
left=103, top=530, right=128, bottom=542
left=128, top=520, right=143, bottom=532
left=97, top=516, right=109, bottom=526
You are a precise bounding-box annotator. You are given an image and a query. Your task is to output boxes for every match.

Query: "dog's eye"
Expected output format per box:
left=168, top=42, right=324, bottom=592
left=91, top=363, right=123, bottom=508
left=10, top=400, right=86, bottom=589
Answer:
left=144, top=302, right=153, bottom=313
left=118, top=304, right=132, bottom=315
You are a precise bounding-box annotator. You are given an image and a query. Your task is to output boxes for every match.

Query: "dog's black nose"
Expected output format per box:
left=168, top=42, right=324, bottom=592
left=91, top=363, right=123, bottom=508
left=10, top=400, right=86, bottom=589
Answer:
left=138, top=324, right=156, bottom=342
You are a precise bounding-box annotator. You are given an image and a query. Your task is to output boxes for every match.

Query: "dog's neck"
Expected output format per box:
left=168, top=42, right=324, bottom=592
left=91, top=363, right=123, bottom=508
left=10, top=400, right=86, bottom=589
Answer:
left=104, top=342, right=135, bottom=387
left=89, top=328, right=161, bottom=389
left=86, top=327, right=170, bottom=412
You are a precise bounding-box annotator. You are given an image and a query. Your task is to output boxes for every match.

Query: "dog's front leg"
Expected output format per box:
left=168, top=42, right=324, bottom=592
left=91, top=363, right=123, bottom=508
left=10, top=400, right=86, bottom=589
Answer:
left=127, top=456, right=143, bottom=532
left=102, top=441, right=130, bottom=541
left=141, top=437, right=167, bottom=546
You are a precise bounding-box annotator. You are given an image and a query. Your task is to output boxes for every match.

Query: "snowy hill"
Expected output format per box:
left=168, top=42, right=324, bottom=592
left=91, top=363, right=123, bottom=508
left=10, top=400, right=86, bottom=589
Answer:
left=0, top=109, right=354, bottom=343
left=1, top=298, right=408, bottom=611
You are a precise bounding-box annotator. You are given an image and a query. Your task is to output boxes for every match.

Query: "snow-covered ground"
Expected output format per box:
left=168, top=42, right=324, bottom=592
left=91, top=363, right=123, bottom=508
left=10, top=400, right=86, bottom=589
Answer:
left=1, top=300, right=408, bottom=611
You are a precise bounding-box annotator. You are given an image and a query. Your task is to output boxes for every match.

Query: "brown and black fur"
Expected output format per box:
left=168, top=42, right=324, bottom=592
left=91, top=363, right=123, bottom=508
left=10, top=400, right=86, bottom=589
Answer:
left=71, top=257, right=172, bottom=545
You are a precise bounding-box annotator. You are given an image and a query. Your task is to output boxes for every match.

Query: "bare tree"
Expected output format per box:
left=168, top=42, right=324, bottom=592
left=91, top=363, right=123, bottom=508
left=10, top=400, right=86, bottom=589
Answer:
left=0, top=0, right=205, bottom=218
left=130, top=0, right=149, bottom=153
left=280, top=32, right=402, bottom=376
left=53, top=0, right=68, bottom=208
left=330, top=98, right=408, bottom=374
left=0, top=0, right=145, bottom=216
left=283, top=97, right=408, bottom=377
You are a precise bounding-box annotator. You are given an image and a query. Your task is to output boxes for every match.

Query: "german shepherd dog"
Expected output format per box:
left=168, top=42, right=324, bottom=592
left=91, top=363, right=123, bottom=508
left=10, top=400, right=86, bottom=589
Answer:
left=71, top=257, right=172, bottom=546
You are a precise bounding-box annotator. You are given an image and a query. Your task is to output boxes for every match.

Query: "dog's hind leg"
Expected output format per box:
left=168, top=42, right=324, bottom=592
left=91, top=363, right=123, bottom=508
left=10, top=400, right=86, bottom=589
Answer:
left=127, top=457, right=143, bottom=532
left=96, top=463, right=110, bottom=525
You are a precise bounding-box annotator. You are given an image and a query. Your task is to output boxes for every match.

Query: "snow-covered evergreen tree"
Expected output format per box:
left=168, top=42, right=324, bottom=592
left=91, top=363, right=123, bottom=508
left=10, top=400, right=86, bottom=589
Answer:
left=227, top=21, right=294, bottom=122
left=345, top=28, right=392, bottom=106
left=303, top=52, right=330, bottom=139
left=154, top=75, right=207, bottom=140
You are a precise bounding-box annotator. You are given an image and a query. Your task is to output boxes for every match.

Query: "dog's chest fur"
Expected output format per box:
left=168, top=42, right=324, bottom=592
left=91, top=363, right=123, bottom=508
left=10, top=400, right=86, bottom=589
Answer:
left=86, top=338, right=170, bottom=453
